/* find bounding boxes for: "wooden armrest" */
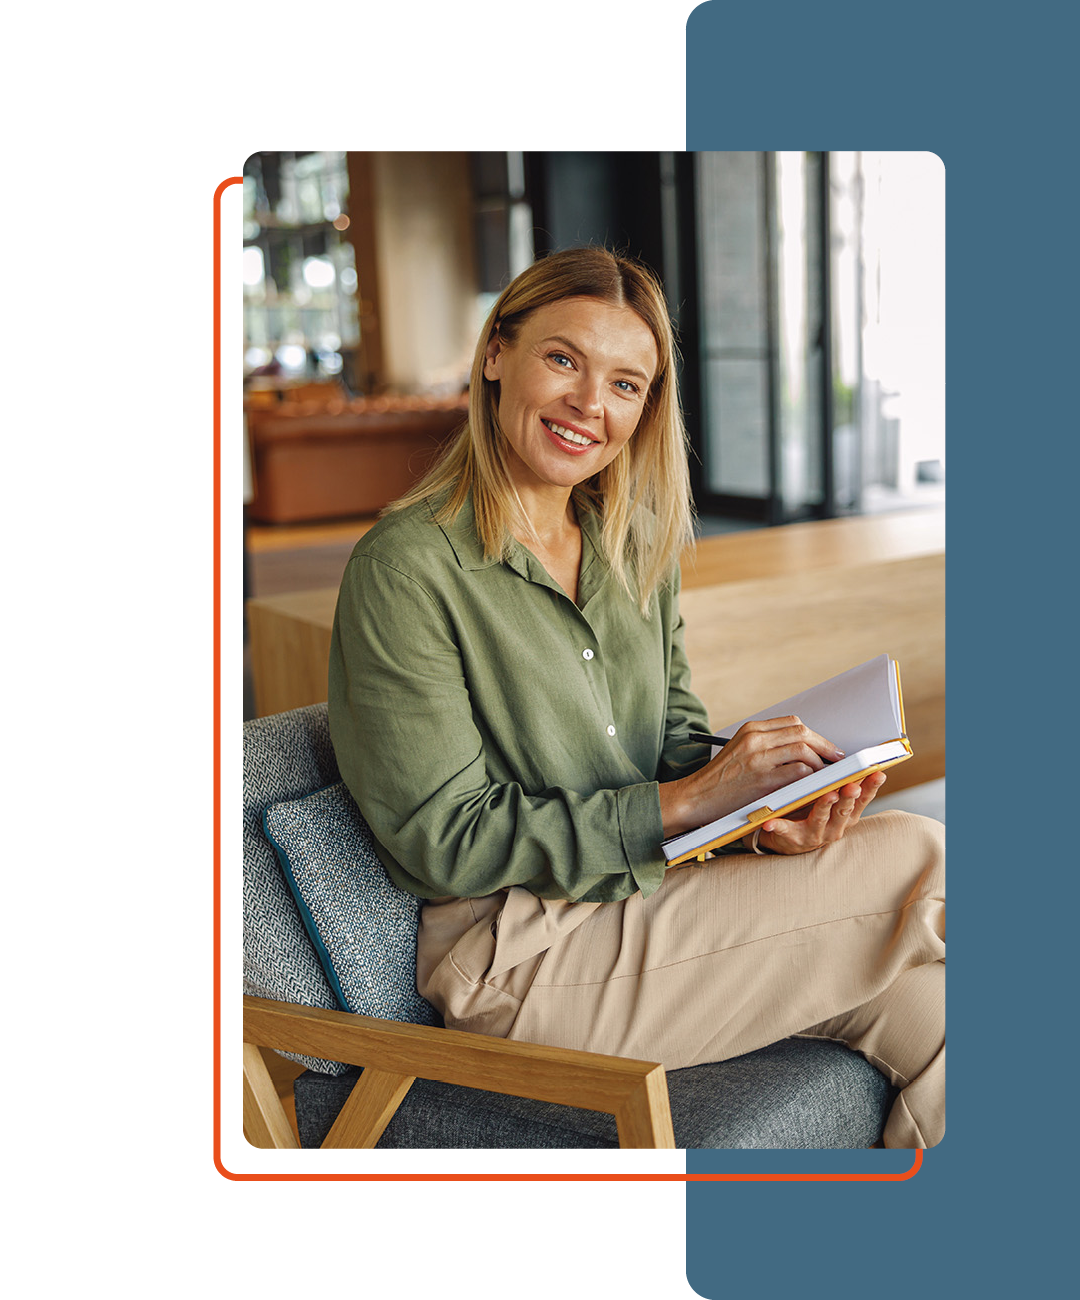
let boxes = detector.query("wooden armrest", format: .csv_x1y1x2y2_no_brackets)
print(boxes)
243,995,674,1151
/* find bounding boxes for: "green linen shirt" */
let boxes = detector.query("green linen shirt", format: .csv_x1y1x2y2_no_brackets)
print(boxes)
327,494,712,904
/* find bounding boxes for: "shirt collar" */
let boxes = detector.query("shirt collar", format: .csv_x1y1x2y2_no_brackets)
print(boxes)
436,489,608,584
434,492,500,571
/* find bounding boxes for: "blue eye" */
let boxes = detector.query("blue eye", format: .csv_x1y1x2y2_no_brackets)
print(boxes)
549,352,573,367
615,379,639,394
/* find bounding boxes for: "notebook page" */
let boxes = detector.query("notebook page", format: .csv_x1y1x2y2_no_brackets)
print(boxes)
716,655,903,755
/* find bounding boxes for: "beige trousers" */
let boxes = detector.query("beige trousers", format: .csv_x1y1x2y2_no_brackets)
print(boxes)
417,809,945,1149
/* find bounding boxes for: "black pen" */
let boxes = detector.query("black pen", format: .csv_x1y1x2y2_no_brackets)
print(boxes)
688,731,841,763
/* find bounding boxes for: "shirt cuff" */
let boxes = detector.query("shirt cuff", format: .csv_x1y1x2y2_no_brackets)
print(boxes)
616,782,669,898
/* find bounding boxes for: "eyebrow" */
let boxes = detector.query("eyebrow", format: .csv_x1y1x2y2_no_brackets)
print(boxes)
542,334,654,385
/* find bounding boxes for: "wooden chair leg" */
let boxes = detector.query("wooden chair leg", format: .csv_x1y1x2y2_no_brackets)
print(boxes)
243,1042,299,1149
322,1068,416,1149
614,1066,677,1149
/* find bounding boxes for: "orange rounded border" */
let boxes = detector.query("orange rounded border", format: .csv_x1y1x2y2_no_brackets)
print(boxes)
213,1155,922,1184
212,173,922,1186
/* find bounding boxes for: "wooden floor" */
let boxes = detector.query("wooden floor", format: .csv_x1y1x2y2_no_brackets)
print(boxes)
246,516,377,600
247,516,379,553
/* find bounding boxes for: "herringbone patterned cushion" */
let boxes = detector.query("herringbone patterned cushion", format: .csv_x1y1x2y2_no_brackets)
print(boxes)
264,782,439,1029
243,704,351,1073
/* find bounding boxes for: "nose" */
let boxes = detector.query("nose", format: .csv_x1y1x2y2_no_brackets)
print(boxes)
568,370,604,417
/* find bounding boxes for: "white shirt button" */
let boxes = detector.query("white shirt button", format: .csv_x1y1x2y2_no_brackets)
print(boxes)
582,648,594,660
606,724,617,736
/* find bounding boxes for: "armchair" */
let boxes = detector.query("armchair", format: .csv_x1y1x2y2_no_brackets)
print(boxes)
243,704,893,1150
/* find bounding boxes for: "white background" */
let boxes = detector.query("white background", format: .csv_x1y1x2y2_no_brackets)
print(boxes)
5,3,702,1297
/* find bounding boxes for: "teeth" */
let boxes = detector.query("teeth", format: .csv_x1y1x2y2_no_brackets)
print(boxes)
544,419,594,446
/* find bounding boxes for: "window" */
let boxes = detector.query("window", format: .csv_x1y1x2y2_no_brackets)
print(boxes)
242,151,361,387
689,151,945,523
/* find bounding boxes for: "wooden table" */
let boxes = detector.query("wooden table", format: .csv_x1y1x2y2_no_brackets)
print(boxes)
247,509,945,791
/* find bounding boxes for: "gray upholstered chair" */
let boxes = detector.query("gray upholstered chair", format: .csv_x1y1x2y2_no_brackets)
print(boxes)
243,703,893,1149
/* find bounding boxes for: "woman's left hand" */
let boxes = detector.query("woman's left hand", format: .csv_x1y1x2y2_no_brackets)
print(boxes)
751,771,887,855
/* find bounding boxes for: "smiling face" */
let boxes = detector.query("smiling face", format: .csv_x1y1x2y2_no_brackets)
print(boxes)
482,296,659,504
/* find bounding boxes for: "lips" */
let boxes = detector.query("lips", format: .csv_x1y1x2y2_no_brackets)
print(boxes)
541,418,599,450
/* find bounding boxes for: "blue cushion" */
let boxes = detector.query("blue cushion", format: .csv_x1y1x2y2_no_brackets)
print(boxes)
263,782,439,1028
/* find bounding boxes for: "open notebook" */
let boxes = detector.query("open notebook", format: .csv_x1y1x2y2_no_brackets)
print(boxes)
662,654,912,865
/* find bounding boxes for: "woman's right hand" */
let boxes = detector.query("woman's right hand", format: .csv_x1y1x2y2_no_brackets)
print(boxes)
658,715,845,839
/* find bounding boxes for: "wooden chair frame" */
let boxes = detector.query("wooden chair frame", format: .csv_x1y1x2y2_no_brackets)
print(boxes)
243,995,676,1150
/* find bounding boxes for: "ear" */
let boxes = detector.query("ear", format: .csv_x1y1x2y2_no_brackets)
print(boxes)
483,331,502,381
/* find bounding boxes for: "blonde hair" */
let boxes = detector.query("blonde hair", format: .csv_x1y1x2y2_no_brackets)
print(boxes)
388,246,694,614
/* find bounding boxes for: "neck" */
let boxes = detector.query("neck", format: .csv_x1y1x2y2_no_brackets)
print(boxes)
510,484,578,550
508,486,583,604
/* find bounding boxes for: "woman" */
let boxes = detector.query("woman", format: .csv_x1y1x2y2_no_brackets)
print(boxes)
328,247,944,1149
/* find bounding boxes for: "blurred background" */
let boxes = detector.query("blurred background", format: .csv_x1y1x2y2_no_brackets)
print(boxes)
243,150,945,773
